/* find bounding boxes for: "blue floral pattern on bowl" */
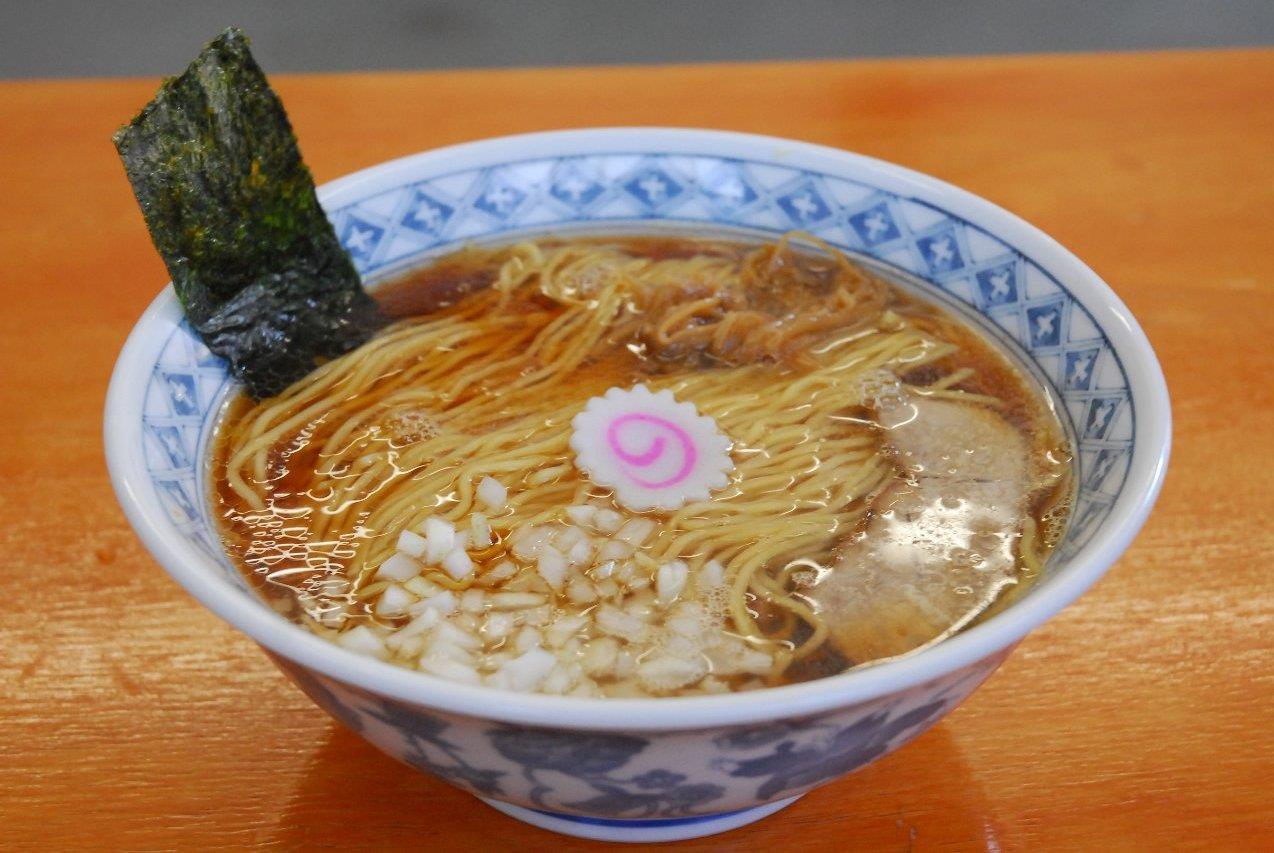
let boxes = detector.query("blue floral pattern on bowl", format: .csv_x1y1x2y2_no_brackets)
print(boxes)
271,649,1006,820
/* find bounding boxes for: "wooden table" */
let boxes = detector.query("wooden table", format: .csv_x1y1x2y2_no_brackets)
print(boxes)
2,49,1271,850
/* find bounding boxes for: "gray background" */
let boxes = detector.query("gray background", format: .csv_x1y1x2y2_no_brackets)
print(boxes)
3,0,1271,79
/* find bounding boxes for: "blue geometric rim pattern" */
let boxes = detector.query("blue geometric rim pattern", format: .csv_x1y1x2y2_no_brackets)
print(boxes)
141,150,1133,585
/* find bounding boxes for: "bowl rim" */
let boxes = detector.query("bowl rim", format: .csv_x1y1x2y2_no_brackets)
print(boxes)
104,127,1171,730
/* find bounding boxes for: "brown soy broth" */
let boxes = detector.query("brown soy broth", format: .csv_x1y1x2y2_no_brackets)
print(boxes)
213,250,647,621
211,235,1073,690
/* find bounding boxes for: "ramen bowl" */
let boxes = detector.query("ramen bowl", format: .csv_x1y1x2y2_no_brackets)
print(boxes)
105,128,1170,843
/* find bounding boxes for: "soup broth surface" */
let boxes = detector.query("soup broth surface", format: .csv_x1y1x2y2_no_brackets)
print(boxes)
212,235,1073,696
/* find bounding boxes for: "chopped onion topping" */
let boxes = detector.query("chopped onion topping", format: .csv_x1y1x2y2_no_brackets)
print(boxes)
566,537,593,567
656,560,689,606
580,637,620,677
337,625,388,660
459,588,486,613
594,508,623,534
419,656,481,685
487,646,555,692
482,611,517,643
478,476,507,510
511,526,550,560
410,589,457,617
470,512,493,548
598,539,634,561
615,517,656,547
361,474,752,697
700,559,726,588
376,552,420,582
424,517,455,564
596,605,649,643
396,529,428,559
513,625,543,653
434,619,482,652
546,614,587,648
441,548,474,581
537,548,568,589
566,576,598,605
396,607,442,639
374,583,415,617
638,654,708,692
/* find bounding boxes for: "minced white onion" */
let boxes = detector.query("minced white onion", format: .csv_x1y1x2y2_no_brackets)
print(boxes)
441,548,474,581
470,512,493,548
705,638,772,676
363,486,758,697
540,664,576,695
566,576,598,605
700,559,726,588
616,517,655,547
638,654,708,692
596,605,649,643
565,505,595,526
410,589,457,617
613,648,637,679
396,529,428,559
337,625,388,660
459,588,485,613
487,646,555,692
481,560,518,585
537,548,568,589
482,611,517,643
434,619,481,652
513,625,543,653
546,614,587,648
396,607,442,639
424,517,455,564
598,539,634,561
376,552,421,582
554,525,587,552
511,526,550,560
419,656,481,684
580,637,619,677
567,538,593,567
477,476,507,510
374,583,415,617
656,561,689,606
593,508,623,533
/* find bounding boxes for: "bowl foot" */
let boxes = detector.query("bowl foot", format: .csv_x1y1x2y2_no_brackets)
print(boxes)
477,795,802,842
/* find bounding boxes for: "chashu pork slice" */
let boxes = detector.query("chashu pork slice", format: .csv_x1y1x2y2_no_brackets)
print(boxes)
811,396,1030,663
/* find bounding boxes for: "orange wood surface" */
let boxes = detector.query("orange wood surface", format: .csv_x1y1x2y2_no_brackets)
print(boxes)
1,49,1271,851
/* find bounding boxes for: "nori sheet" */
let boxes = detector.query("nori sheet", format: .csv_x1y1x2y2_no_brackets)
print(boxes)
113,27,385,398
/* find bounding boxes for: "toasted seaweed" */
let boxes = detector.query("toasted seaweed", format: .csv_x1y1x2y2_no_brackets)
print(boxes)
113,27,384,398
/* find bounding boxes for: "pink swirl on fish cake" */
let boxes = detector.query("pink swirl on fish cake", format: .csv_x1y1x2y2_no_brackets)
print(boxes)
570,384,733,512
605,413,698,489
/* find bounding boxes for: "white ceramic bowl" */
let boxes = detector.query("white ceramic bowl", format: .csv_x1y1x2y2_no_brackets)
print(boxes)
105,129,1170,842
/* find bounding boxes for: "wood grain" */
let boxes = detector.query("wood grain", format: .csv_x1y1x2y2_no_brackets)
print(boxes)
2,49,1272,851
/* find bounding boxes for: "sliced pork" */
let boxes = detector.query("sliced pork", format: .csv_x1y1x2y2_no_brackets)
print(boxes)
811,396,1030,662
